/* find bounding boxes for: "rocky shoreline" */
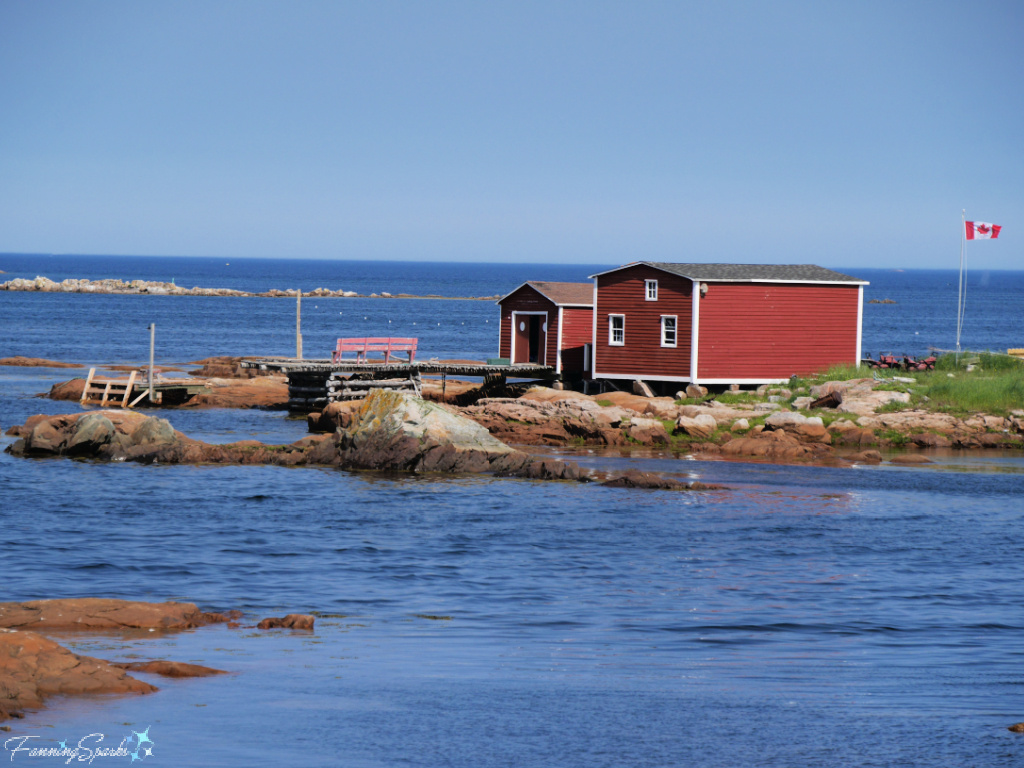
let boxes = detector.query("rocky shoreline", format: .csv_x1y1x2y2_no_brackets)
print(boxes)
16,356,1024,464
0,599,315,722
0,276,501,301
4,390,724,490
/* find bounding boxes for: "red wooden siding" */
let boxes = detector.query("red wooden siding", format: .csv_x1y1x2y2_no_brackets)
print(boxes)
498,286,554,365
696,283,859,379
559,306,593,375
595,265,692,378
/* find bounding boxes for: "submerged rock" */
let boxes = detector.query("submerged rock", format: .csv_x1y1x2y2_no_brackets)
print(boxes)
257,614,315,630
599,470,726,491
112,660,227,678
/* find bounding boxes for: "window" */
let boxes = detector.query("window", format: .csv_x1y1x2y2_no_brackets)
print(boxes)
645,280,658,301
661,316,677,348
609,315,625,346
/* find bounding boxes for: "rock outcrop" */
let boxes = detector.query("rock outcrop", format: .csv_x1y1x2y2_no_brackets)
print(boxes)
6,392,584,481
0,599,237,631
720,430,836,462
324,390,582,480
0,630,156,721
256,615,316,630
0,357,83,368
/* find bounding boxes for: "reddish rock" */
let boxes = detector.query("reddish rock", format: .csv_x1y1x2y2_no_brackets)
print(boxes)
600,471,727,491
179,377,288,409
111,660,226,677
720,430,834,461
307,401,362,433
675,414,717,439
0,630,156,721
845,450,883,463
626,417,669,445
0,357,83,368
910,432,951,448
47,378,87,402
0,599,235,631
257,614,315,630
187,356,268,379
1009,722,1024,733
890,454,933,464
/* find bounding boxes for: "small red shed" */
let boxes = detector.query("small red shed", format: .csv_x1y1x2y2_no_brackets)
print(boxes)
497,281,594,378
590,262,867,387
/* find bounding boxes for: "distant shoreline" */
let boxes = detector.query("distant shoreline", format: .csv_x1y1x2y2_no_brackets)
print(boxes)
0,276,500,301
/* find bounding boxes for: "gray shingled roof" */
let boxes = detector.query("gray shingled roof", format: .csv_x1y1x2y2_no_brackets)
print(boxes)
594,262,867,284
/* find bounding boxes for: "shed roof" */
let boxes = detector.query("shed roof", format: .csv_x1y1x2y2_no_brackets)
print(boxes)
590,262,868,285
498,281,594,306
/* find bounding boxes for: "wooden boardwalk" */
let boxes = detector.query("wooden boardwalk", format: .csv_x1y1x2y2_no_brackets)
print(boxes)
240,357,556,412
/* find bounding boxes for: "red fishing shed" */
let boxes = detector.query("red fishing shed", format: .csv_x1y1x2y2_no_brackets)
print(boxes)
590,262,867,388
496,281,594,379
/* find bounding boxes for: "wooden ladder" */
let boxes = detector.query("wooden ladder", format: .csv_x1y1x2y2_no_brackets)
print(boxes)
80,369,139,408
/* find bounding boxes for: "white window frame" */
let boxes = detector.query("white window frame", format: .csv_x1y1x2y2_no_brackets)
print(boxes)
645,279,658,301
661,315,677,348
608,314,625,346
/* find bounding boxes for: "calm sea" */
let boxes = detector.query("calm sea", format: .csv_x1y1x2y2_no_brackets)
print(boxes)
1,254,1023,767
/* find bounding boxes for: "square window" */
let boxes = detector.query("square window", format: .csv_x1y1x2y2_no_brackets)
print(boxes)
609,315,625,346
661,316,677,348
645,280,658,301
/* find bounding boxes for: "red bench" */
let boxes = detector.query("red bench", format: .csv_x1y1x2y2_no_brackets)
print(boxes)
332,337,418,364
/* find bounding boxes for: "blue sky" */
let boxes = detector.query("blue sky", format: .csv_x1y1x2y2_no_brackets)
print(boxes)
1,1,1020,268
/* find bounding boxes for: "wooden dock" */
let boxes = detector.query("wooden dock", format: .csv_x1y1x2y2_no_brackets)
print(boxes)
240,357,556,412
79,368,209,408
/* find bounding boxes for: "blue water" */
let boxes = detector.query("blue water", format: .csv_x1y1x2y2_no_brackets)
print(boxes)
2,255,1024,767
3,253,1024,360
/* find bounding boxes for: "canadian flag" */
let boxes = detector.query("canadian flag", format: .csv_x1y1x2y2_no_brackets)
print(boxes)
965,221,1002,240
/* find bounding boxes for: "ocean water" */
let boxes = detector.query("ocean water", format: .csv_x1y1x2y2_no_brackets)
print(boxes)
1,255,1023,767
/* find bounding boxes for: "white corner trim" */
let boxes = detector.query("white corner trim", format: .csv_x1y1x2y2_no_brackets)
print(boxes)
690,281,700,383
591,279,599,373
856,285,864,363
556,306,564,374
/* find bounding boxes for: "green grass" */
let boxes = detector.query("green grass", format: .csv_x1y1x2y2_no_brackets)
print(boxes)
712,391,762,406
875,399,913,414
934,351,1024,373
920,371,1024,416
788,354,1023,417
875,428,908,446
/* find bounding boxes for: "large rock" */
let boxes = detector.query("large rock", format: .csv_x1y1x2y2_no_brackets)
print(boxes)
0,599,236,631
764,411,831,443
626,417,669,445
720,430,835,462
329,390,581,479
675,414,718,439
65,412,116,455
307,401,361,433
0,630,156,721
8,411,189,461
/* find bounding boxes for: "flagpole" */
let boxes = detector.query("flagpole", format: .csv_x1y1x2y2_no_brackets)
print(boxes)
956,209,966,361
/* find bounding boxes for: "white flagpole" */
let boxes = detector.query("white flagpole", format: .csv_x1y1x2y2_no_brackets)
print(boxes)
956,210,966,360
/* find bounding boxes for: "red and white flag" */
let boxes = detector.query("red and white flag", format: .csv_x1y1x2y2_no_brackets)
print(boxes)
965,221,1002,240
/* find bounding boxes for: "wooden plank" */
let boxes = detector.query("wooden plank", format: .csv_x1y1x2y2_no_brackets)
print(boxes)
121,371,136,407
81,368,96,404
